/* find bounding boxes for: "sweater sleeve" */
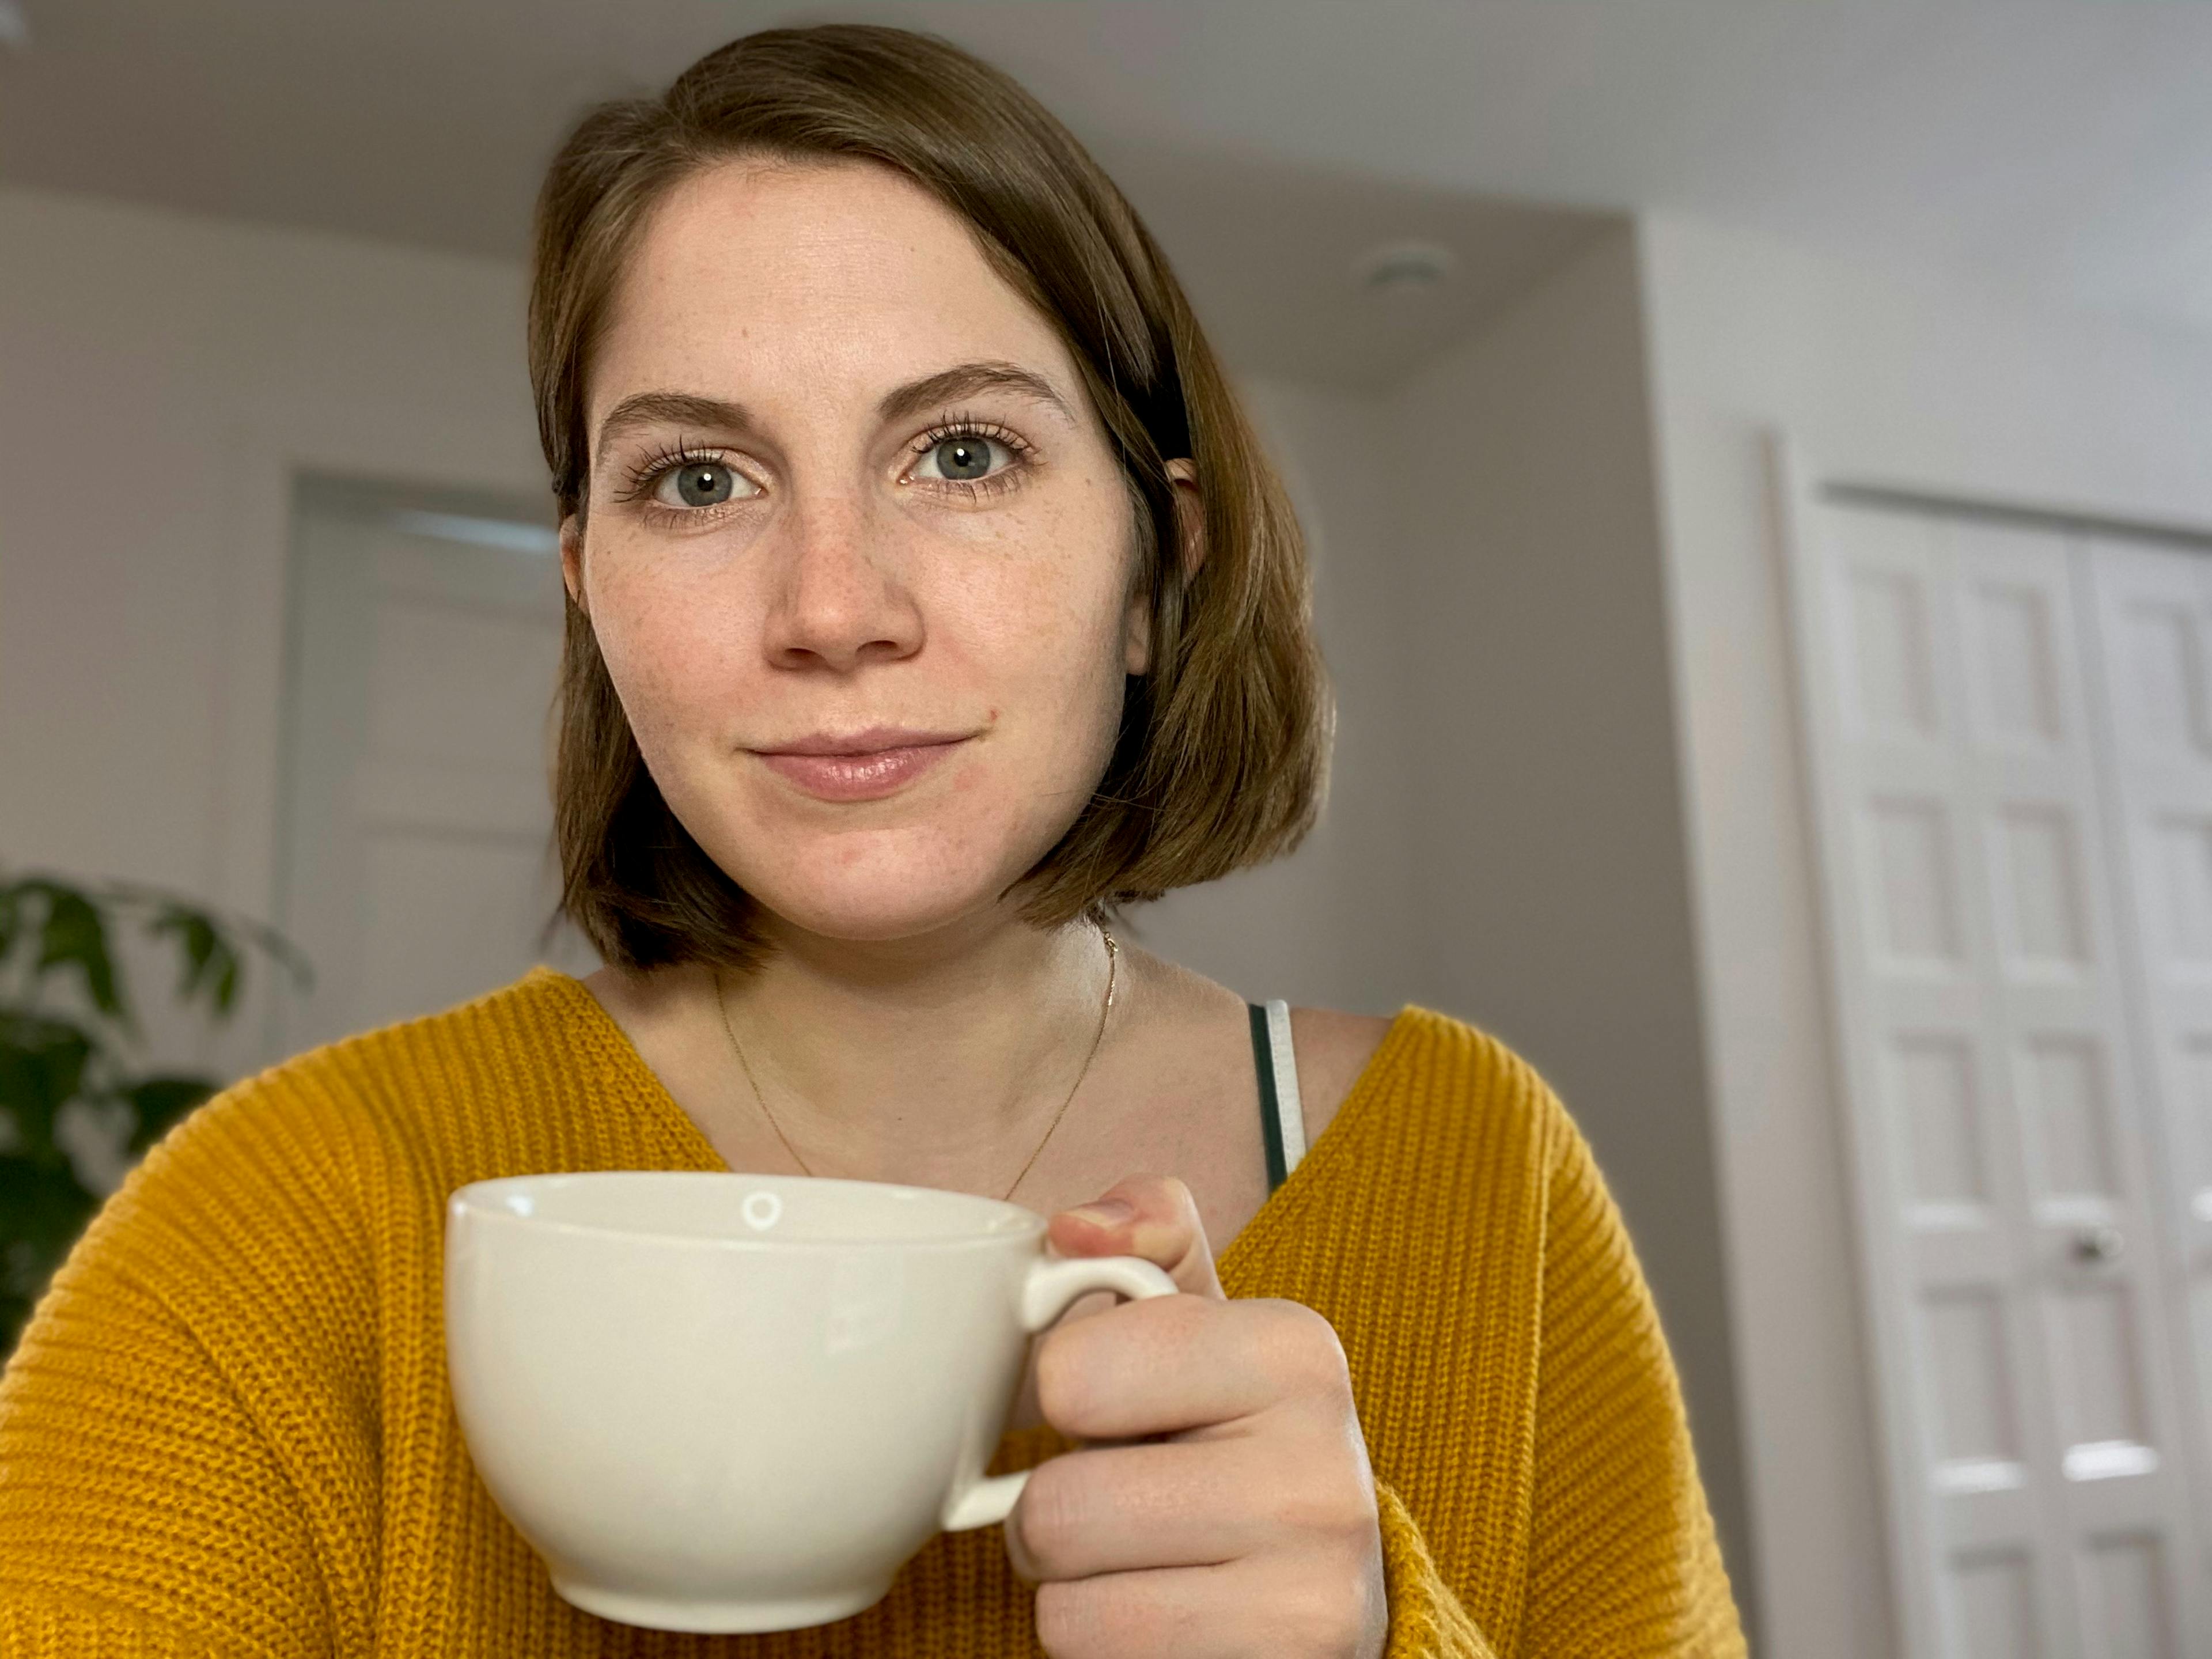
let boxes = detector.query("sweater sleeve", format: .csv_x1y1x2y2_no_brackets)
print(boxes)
1519,1100,1747,1657
0,1596,227,1657
0,1073,376,1658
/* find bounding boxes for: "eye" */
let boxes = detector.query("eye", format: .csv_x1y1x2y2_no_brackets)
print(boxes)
652,459,753,509
912,432,1016,484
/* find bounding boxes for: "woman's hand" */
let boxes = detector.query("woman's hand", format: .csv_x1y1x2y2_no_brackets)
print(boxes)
1008,1175,1388,1659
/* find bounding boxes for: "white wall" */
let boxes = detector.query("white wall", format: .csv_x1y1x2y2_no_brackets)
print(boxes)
1384,225,1755,1616
0,185,544,1069
1639,211,2212,1659
1134,374,1424,1014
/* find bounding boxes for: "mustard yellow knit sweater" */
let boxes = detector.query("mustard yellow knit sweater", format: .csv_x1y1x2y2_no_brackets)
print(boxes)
0,971,1743,1656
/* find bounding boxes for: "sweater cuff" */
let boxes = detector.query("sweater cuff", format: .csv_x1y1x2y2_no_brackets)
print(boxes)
1376,1482,1498,1659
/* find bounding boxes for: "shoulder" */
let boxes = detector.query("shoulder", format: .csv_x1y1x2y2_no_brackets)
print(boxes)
1283,1007,1393,1146
115,968,608,1239
300,964,606,1085
29,972,604,1338
1287,1004,1571,1166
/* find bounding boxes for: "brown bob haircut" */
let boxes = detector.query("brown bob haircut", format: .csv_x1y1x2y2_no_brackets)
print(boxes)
531,24,1330,970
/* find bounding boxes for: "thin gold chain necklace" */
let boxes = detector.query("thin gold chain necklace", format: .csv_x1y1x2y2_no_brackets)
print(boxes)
712,927,1120,1205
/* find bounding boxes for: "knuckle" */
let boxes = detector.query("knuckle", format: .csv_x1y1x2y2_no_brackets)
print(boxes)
1033,1326,1102,1431
1012,1460,1085,1574
1275,1467,1373,1545
1034,1579,1118,1659
1032,1582,1080,1657
1262,1299,1353,1394
1040,1573,1191,1657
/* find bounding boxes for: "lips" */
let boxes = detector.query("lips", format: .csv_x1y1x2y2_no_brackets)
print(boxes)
749,728,973,803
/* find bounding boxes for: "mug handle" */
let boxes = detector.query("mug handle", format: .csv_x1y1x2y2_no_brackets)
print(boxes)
940,1253,1178,1532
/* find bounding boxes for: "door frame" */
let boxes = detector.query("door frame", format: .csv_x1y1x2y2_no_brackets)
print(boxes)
209,417,551,1065
1769,433,1947,1657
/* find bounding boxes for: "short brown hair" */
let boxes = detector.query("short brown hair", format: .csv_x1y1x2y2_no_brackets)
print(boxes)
531,24,1328,969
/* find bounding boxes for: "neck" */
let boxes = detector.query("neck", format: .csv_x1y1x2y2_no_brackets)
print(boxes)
710,908,1115,1191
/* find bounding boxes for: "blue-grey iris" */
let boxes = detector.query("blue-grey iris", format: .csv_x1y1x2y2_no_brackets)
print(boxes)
933,438,991,481
675,463,733,506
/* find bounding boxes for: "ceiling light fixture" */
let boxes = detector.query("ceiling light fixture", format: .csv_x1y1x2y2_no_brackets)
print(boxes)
1356,240,1458,296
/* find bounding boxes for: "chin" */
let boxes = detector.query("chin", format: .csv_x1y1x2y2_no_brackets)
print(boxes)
713,825,1047,946
744,876,1016,945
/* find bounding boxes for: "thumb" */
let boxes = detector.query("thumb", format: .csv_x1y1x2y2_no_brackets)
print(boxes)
1048,1173,1224,1300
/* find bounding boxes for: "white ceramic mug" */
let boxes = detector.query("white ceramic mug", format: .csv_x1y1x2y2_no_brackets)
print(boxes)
444,1171,1176,1633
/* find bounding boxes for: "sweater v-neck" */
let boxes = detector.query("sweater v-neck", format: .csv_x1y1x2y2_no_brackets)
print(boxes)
526,966,1422,1282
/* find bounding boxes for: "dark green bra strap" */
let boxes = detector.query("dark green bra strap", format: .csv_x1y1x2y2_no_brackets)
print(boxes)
1249,1002,1287,1194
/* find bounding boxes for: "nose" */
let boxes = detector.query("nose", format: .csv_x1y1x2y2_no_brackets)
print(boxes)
759,491,924,673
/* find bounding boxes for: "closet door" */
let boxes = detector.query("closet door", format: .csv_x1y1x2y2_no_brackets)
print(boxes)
1787,497,2206,1658
2081,539,2212,1609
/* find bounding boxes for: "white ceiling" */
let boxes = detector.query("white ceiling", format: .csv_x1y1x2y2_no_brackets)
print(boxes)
3,0,2208,378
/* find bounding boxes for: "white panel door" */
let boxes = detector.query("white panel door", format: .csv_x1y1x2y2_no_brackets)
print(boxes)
1787,495,2207,1659
2081,539,2212,1605
274,491,597,1054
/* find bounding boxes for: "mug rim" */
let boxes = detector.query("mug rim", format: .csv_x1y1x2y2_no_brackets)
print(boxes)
446,1170,1050,1252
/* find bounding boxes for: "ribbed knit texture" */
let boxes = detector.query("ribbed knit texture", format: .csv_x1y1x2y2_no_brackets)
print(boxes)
0,971,1743,1656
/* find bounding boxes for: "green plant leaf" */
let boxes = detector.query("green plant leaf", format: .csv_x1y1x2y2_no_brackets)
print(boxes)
1,874,314,1361
0,1153,99,1302
0,1013,93,1160
147,904,249,1020
31,884,127,1024
119,1074,216,1157
150,905,218,991
0,881,22,966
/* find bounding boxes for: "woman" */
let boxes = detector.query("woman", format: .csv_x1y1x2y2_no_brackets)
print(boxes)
0,25,1744,1658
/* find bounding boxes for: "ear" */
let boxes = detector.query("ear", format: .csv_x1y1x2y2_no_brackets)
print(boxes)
1165,458,1205,579
1123,460,1204,677
559,514,586,611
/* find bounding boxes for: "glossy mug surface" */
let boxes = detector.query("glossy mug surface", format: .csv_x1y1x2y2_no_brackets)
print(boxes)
444,1171,1175,1633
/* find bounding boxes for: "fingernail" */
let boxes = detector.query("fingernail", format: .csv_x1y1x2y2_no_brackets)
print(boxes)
1067,1198,1134,1226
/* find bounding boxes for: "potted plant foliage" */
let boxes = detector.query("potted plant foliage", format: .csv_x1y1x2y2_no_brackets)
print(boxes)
0,872,306,1356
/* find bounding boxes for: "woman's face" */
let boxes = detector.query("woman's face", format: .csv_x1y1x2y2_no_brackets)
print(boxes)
567,158,1150,945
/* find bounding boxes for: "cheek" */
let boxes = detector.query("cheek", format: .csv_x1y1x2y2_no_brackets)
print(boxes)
582,544,740,750
945,514,1131,753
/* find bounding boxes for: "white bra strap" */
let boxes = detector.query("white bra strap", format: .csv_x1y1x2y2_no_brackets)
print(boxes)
1263,999,1307,1176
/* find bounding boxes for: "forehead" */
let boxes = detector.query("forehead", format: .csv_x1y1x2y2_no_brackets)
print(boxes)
590,157,1080,426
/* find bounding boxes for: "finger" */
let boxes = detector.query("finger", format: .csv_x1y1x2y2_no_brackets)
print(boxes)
1008,1437,1350,1581
1035,1294,1354,1442
1034,1557,1380,1659
1050,1173,1224,1300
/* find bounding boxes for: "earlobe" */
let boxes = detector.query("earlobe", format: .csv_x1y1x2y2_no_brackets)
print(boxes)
559,516,586,611
1123,589,1152,676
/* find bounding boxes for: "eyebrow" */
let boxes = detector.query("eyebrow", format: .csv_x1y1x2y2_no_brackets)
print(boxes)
592,361,1078,471
874,360,1076,427
594,390,757,471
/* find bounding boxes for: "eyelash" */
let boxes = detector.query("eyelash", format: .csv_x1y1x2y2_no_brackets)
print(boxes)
611,437,736,512
609,418,1039,521
905,415,1037,502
